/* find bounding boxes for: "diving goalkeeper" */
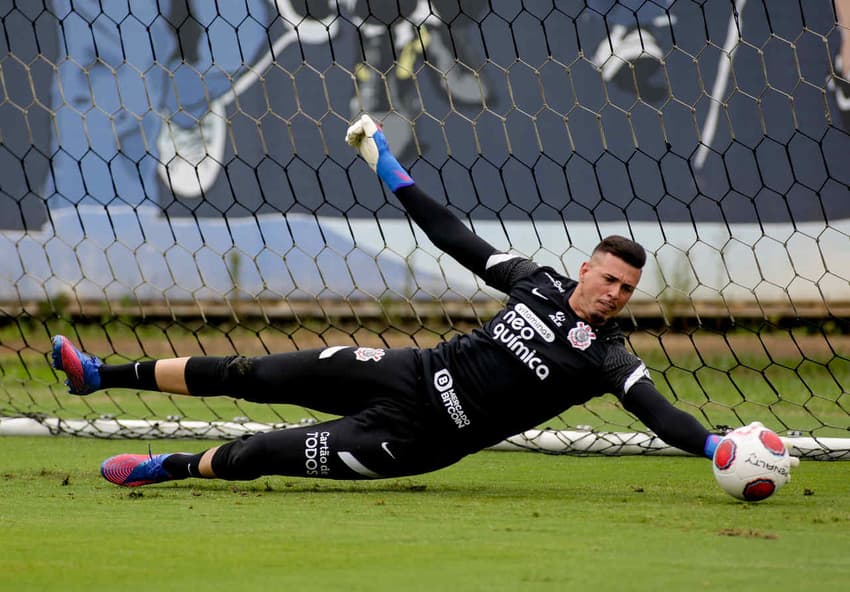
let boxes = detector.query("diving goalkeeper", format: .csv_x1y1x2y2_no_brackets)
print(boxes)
51,115,722,487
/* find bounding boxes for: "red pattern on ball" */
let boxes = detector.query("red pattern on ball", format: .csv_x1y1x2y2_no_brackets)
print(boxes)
759,429,785,456
713,439,737,470
743,478,776,501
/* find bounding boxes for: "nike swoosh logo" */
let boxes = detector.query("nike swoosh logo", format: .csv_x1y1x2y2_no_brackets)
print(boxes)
134,362,140,380
319,346,349,359
531,288,549,300
381,441,396,459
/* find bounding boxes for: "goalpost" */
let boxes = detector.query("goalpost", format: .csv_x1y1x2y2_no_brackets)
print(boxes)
0,1,848,460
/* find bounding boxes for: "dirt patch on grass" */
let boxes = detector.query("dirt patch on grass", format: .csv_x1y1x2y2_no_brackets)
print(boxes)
718,528,779,540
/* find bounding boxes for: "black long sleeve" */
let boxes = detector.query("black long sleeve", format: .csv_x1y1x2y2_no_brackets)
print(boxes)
622,380,711,457
394,184,499,278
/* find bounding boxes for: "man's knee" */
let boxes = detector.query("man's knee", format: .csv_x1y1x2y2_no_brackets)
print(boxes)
184,355,255,395
210,435,268,480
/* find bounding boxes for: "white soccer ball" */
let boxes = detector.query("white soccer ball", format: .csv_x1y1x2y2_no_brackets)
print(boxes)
712,422,794,502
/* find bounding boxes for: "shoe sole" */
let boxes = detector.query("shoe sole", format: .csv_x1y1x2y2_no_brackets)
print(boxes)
101,454,160,487
53,336,85,394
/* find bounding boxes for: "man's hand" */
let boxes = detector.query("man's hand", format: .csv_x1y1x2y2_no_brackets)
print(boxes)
345,114,381,173
345,114,414,192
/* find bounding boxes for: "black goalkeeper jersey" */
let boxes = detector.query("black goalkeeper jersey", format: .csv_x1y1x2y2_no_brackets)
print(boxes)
393,184,709,457
419,258,649,450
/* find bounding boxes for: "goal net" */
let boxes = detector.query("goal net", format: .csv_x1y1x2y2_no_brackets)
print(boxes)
1,0,848,459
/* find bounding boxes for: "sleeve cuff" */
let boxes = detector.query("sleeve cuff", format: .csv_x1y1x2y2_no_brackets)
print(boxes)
703,434,722,459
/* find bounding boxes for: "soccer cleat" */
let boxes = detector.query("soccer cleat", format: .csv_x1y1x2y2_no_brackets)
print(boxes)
156,99,226,198
101,453,175,487
51,335,102,395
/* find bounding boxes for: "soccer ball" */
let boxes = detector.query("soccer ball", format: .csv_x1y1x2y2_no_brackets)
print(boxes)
712,422,794,502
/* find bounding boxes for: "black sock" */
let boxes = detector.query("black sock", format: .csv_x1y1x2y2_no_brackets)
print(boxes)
162,452,206,479
98,361,158,391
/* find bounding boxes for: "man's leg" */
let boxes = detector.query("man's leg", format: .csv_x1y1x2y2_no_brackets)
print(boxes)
179,346,421,416
52,335,420,417
100,411,463,487
155,358,191,394
51,336,446,485
52,335,189,395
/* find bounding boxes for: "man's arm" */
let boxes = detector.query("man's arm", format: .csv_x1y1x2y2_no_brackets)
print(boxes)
393,185,497,277
622,380,720,458
346,115,499,277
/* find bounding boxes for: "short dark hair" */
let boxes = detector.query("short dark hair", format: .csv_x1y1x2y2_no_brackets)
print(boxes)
592,235,647,269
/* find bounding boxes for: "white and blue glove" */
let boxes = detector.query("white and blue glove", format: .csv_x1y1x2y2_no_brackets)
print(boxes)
345,114,414,192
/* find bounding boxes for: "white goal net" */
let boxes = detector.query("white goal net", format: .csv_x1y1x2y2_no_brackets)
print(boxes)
0,0,848,459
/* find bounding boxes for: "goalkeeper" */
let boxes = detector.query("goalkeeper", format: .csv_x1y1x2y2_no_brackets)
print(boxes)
51,115,722,487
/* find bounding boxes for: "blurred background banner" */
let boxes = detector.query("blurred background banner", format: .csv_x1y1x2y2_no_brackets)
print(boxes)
1,0,848,309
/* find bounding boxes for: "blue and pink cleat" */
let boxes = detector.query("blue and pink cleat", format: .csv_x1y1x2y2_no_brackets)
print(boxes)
51,335,178,487
100,453,176,487
51,335,102,395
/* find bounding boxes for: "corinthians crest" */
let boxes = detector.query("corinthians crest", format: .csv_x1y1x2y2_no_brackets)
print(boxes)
567,322,596,351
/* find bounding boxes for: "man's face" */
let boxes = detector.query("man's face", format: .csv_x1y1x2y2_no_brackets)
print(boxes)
569,251,641,325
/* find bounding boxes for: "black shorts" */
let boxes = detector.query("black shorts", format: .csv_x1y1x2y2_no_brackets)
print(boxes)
188,346,467,480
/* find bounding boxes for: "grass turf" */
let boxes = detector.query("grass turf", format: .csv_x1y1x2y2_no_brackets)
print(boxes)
1,436,849,591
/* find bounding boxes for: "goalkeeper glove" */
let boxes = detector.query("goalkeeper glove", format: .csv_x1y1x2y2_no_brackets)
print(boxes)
345,114,414,192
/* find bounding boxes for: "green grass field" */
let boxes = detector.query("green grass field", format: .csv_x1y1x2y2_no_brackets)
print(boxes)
2,323,850,590
1,436,849,592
